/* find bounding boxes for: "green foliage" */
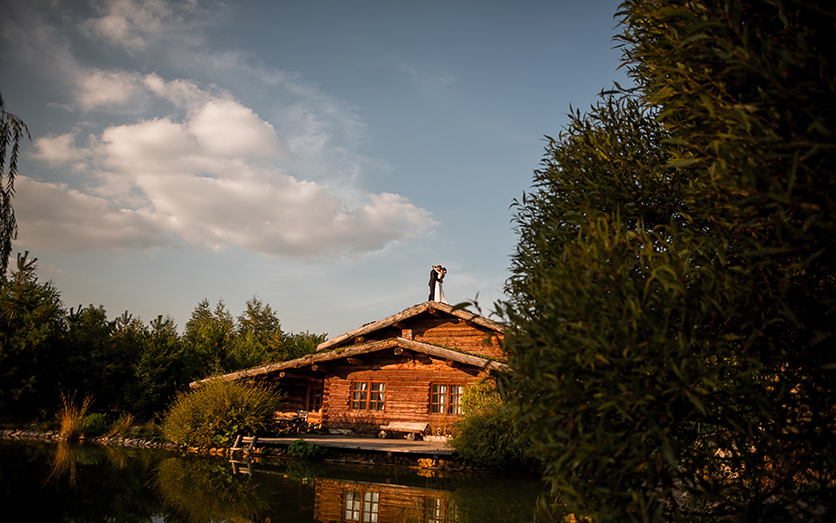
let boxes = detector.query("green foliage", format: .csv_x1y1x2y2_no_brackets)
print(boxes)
125,315,187,419
286,438,328,461
501,1,836,521
82,412,110,437
0,92,29,279
281,330,327,360
184,298,236,377
161,379,283,448
449,383,539,471
0,253,64,418
0,256,317,423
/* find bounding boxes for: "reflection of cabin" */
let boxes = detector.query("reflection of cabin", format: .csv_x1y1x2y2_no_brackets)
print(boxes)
314,478,453,523
192,302,506,434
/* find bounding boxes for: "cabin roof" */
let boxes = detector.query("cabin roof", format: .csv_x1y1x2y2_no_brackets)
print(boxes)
316,301,504,352
190,336,510,388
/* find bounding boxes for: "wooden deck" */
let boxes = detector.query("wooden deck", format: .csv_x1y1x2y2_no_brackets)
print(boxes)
231,433,454,456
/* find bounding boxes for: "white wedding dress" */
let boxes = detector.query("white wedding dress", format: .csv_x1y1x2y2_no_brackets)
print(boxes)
433,272,447,304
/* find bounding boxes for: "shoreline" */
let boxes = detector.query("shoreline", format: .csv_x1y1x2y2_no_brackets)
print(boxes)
0,428,518,475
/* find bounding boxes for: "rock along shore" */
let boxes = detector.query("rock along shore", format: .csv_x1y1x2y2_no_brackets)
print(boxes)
0,428,511,475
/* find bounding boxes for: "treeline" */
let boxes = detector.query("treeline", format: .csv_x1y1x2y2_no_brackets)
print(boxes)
0,252,325,421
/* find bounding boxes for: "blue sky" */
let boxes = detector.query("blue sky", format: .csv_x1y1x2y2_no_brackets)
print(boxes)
0,0,628,338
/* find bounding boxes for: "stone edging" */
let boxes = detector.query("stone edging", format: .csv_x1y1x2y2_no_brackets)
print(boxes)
0,429,512,475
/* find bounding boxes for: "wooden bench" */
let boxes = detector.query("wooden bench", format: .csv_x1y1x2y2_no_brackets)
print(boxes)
378,422,429,441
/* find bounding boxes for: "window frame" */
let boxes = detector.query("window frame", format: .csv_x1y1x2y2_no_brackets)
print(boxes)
306,386,323,413
351,381,386,411
430,383,465,415
344,489,380,522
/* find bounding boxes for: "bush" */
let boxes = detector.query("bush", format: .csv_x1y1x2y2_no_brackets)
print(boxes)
82,413,110,437
161,379,283,448
449,383,539,471
287,438,328,461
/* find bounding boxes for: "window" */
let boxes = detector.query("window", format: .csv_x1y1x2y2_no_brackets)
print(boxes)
426,497,447,523
306,387,323,412
352,382,385,411
345,490,379,522
430,384,464,415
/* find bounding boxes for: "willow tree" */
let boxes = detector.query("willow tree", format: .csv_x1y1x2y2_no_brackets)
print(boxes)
0,92,29,281
500,1,836,521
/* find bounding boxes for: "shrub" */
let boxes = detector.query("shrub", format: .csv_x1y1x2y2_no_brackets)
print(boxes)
82,413,110,437
161,379,283,448
287,438,328,461
449,383,539,471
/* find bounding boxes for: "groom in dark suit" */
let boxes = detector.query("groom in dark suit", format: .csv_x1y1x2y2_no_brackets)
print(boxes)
428,265,439,301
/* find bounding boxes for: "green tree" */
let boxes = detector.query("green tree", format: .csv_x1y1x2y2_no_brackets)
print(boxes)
280,330,326,361
0,93,29,280
125,315,186,419
183,298,236,378
0,252,64,418
231,295,284,369
499,1,836,520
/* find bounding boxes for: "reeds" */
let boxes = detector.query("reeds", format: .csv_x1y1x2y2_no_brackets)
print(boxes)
59,392,94,440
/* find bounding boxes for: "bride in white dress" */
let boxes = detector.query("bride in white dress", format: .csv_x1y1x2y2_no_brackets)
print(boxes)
433,266,448,304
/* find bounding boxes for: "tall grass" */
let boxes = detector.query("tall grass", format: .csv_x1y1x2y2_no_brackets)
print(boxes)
107,413,135,437
59,392,94,440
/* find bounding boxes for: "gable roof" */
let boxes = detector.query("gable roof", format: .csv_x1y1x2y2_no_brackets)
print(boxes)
316,301,504,352
190,336,509,388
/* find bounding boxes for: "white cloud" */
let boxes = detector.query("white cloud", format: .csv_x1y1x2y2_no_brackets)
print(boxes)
75,69,149,111
11,1,436,259
188,99,289,159
15,177,170,252
33,132,89,166
83,0,191,51
23,79,436,258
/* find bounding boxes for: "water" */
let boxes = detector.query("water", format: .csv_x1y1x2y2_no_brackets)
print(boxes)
0,439,545,522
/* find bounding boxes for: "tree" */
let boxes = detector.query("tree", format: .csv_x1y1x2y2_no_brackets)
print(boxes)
183,298,236,378
125,315,186,419
231,295,284,369
0,93,29,281
499,1,836,520
0,252,64,419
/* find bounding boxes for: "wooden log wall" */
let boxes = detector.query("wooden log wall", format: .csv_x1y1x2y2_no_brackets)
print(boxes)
412,317,504,359
314,478,451,523
330,315,504,360
320,358,488,432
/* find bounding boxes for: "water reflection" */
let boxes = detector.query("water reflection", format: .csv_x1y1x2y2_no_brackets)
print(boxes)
1,439,544,522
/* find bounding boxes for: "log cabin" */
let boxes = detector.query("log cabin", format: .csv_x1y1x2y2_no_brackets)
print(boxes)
191,301,507,435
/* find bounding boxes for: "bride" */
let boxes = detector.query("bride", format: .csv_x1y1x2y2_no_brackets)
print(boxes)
433,266,448,304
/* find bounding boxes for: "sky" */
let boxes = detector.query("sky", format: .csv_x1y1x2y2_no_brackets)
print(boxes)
0,0,629,339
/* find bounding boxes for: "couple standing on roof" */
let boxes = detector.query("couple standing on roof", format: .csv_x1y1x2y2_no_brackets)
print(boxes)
428,265,447,304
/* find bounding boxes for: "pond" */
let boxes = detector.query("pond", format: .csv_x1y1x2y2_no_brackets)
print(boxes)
0,439,546,522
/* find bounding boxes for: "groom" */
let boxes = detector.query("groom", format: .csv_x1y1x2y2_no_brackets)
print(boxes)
428,265,440,301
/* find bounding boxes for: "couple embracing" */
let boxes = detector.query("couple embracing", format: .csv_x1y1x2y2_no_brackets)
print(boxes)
428,265,447,304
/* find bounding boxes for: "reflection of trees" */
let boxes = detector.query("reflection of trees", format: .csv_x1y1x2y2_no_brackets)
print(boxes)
156,456,274,522
39,441,162,522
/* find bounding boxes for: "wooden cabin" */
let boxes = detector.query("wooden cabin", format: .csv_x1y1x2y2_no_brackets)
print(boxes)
314,478,453,523
191,302,506,435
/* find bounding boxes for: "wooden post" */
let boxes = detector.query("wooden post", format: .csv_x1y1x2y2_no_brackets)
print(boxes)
247,436,258,459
